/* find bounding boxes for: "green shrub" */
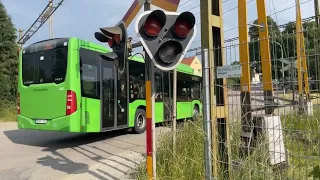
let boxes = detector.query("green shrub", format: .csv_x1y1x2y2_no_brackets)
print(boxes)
0,100,17,122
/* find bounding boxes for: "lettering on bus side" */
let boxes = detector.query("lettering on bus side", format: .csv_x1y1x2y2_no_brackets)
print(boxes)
33,88,49,92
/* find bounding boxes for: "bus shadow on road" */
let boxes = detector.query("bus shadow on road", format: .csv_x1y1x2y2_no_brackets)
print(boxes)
36,146,118,180
3,129,131,148
3,129,139,179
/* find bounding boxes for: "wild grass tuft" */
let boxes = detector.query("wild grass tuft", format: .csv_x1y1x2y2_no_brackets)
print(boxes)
132,111,320,179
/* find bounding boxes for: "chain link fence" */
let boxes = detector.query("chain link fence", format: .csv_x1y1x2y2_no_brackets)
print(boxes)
198,22,320,179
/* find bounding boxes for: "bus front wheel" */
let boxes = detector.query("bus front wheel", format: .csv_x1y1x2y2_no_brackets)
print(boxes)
192,105,199,120
133,109,146,134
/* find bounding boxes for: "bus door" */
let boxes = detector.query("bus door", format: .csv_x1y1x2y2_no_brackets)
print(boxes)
101,59,116,131
115,69,128,128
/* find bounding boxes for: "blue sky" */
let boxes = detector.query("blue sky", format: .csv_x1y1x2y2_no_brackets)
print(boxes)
1,0,316,60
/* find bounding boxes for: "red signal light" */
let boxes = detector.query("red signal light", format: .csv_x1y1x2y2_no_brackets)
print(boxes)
143,10,166,37
144,16,162,36
114,34,121,44
108,39,114,48
173,12,195,38
174,19,192,38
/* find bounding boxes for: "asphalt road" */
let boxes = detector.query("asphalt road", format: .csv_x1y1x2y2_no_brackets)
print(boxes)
0,122,169,180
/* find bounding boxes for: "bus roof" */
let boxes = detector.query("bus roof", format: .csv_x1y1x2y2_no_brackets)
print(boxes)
75,38,201,77
24,37,201,77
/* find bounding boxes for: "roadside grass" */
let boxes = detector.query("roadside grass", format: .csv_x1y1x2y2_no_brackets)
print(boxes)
132,112,320,179
0,100,17,122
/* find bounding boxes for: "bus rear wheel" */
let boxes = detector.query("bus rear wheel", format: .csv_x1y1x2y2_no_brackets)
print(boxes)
133,109,146,134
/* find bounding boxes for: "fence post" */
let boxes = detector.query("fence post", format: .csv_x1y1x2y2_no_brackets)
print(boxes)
202,48,213,180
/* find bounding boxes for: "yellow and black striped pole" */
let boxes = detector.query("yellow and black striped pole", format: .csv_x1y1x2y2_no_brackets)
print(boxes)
144,2,155,180
145,80,153,179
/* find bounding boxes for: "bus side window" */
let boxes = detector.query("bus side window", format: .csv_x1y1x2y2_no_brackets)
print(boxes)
129,60,145,100
177,80,188,101
79,48,100,99
190,80,201,99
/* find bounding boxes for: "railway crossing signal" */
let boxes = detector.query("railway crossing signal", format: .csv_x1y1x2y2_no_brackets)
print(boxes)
95,21,128,74
135,10,196,71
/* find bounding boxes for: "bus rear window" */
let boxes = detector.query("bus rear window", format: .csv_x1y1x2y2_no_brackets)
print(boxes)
22,47,68,86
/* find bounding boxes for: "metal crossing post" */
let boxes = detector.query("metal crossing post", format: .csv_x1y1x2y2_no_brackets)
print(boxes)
296,0,312,115
202,49,213,180
200,0,232,178
314,0,320,93
256,0,274,115
143,2,156,180
238,0,253,156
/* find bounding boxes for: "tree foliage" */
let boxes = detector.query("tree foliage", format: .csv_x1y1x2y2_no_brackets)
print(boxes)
248,16,320,88
0,2,18,101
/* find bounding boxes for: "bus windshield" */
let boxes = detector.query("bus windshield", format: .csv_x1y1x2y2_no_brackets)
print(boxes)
22,47,68,86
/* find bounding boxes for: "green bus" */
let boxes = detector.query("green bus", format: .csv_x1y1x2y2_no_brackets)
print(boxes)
17,37,202,133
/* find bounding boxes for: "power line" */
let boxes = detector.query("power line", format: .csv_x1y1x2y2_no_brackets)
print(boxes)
187,15,318,53
99,0,134,26
178,0,192,8
224,0,311,33
223,0,254,14
18,0,65,45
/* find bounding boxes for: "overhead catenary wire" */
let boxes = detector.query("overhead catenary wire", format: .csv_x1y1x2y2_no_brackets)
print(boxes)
187,14,318,53
224,0,312,33
98,0,134,26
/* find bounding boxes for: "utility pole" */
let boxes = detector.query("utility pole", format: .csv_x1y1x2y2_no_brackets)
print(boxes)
18,0,64,45
143,2,156,179
17,28,24,55
49,0,54,39
200,0,232,178
18,29,23,47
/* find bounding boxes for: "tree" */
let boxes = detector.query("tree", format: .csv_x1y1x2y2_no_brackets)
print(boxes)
247,16,320,90
0,2,18,101
248,16,283,78
282,21,319,83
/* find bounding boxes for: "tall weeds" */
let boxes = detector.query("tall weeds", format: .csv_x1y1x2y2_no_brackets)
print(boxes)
133,111,320,179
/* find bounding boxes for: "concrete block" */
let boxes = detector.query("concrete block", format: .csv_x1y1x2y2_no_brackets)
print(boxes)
297,101,314,116
253,115,286,165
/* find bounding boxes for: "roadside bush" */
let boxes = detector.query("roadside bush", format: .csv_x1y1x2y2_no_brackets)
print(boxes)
0,100,16,121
